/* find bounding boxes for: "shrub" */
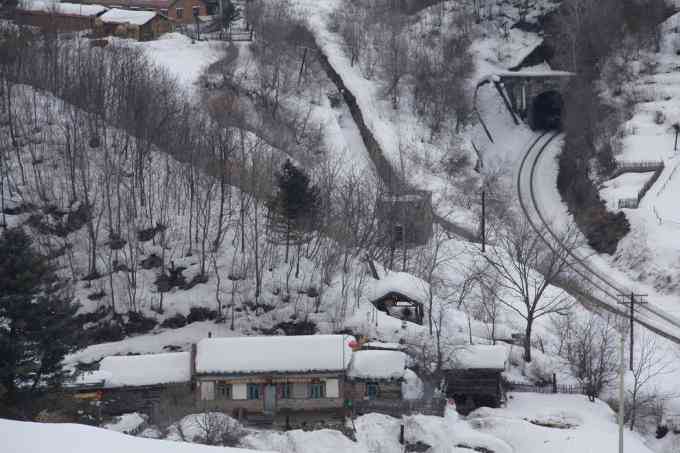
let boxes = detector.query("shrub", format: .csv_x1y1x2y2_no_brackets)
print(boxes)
161,313,188,329
125,311,157,335
187,307,218,323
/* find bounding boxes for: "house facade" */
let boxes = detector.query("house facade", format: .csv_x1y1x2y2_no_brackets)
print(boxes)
193,335,352,428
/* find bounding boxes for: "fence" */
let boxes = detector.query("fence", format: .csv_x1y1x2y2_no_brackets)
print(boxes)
614,161,665,210
353,398,446,417
507,381,586,395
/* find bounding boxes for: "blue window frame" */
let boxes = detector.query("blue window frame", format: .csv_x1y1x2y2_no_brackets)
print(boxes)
309,382,325,399
366,383,379,400
247,383,260,400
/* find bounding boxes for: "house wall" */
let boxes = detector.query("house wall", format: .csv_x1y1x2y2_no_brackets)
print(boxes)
14,10,97,31
444,369,504,413
101,383,194,423
165,0,207,24
194,373,346,419
345,381,402,401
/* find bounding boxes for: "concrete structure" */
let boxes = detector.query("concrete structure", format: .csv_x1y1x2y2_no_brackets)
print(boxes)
376,190,433,247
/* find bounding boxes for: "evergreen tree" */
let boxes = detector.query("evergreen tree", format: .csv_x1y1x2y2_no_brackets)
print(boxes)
0,228,79,404
268,160,320,264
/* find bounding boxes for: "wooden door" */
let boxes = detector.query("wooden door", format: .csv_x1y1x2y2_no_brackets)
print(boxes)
264,385,276,414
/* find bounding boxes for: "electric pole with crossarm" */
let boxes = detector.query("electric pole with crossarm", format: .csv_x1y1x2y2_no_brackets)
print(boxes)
617,292,648,371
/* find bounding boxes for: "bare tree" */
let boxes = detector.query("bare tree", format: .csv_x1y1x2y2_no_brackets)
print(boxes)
626,334,674,431
479,217,578,362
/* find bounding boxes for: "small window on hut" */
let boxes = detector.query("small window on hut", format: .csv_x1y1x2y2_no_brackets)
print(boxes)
278,383,292,399
366,383,379,400
393,224,404,243
192,5,200,16
217,381,232,399
247,383,260,400
160,8,168,16
176,7,183,18
309,382,326,399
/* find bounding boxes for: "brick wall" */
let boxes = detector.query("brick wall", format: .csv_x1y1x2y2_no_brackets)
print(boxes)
166,0,207,24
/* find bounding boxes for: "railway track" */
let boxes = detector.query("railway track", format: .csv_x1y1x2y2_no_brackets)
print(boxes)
516,131,680,344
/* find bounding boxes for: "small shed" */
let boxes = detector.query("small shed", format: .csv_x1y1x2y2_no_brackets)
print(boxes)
346,349,406,403
377,190,433,246
444,345,509,414
96,8,173,40
368,271,428,325
14,1,108,31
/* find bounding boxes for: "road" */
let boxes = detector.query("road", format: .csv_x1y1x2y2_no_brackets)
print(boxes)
516,131,680,344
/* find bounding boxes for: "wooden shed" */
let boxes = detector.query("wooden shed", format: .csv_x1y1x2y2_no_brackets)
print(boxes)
368,271,427,325
96,8,174,40
444,345,509,414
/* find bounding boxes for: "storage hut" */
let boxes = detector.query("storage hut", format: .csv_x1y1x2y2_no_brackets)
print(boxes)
96,8,173,40
443,345,509,414
368,271,427,325
346,349,406,412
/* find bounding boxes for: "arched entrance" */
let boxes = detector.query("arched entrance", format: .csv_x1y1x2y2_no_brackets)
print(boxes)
529,90,563,130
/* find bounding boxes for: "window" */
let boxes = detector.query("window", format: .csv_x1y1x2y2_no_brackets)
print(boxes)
192,5,200,16
279,383,292,399
247,383,260,400
160,8,168,16
309,382,326,399
216,381,232,399
366,383,379,400
175,7,183,18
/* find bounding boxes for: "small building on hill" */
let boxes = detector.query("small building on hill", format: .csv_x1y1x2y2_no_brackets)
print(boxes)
376,190,433,246
368,271,427,325
444,345,509,414
96,8,173,40
193,335,353,428
14,1,108,31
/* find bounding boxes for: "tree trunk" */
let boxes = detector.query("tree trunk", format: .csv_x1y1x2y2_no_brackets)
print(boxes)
524,317,534,362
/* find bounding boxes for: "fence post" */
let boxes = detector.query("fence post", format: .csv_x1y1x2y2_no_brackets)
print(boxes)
552,373,557,394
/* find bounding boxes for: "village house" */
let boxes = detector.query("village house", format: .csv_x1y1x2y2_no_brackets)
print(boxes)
96,8,174,40
14,1,108,32
444,344,509,414
71,352,193,421
368,271,427,325
74,0,209,24
193,335,352,428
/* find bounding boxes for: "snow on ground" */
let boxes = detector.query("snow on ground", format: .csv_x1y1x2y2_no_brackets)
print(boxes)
2,419,274,453
469,393,655,453
103,412,147,434
130,33,224,95
600,172,655,211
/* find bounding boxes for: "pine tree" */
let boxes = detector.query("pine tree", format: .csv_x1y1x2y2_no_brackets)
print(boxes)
0,228,79,404
267,160,320,264
221,0,241,31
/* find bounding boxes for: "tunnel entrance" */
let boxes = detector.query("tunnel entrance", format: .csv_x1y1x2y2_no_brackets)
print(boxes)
529,90,563,130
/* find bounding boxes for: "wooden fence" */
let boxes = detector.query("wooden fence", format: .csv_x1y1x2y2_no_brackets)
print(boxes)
613,161,665,210
353,398,446,417
507,381,586,395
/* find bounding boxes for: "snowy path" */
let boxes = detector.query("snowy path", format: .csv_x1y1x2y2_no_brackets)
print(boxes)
516,131,680,344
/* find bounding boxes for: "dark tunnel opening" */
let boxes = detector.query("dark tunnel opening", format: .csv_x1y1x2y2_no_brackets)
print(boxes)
529,90,563,131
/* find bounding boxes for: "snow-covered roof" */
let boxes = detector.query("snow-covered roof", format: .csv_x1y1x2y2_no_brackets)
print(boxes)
99,352,191,387
195,335,354,375
99,8,157,25
449,345,508,371
347,350,406,381
20,1,108,16
69,370,113,387
368,271,429,303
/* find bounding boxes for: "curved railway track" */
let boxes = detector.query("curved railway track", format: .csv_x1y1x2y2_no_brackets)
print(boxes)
516,132,680,344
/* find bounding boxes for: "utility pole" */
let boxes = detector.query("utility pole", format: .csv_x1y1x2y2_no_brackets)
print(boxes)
481,189,486,253
617,292,648,371
618,334,625,453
